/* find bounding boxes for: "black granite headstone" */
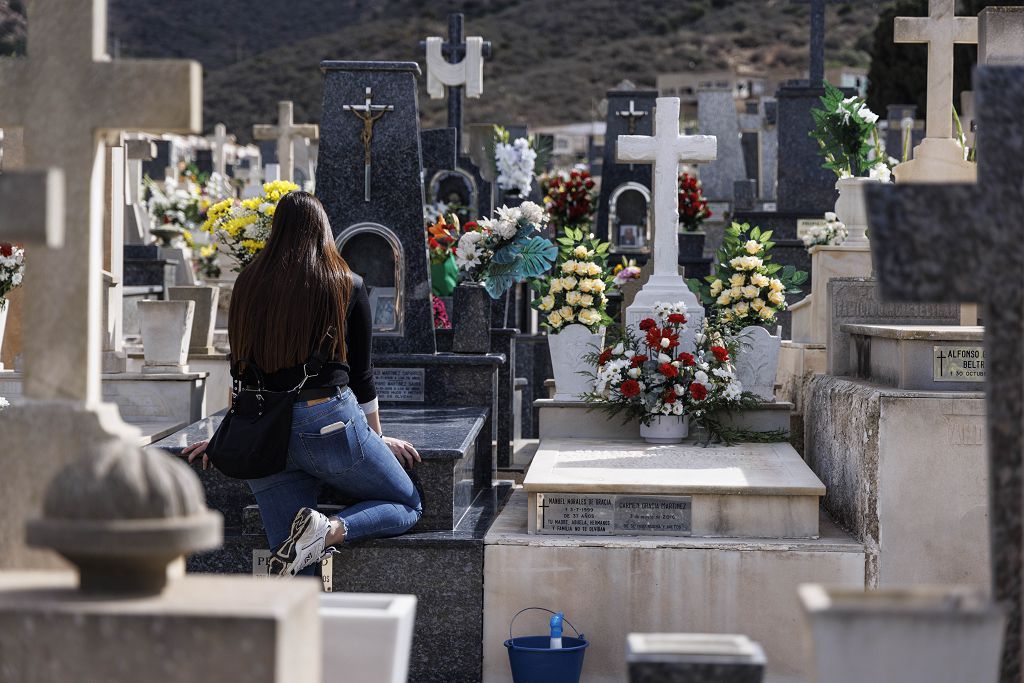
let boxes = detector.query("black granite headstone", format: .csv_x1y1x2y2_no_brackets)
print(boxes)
597,90,657,256
141,139,170,181
794,0,852,87
423,127,479,221
257,139,277,165
194,149,213,177
316,60,435,355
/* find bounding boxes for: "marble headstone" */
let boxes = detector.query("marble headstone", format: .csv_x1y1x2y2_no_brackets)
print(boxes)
597,90,657,253
697,88,746,202
316,61,436,355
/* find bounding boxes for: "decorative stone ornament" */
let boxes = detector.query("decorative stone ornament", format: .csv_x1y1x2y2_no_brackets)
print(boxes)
26,439,223,594
138,299,195,373
548,323,605,401
425,35,485,99
734,325,781,401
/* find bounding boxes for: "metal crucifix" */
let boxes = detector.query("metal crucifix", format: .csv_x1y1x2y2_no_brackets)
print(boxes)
343,86,394,202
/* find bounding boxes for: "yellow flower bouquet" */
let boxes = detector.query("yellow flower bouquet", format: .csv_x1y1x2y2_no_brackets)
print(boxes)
200,180,299,271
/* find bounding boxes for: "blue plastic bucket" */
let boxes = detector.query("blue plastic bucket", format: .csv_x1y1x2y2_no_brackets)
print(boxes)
504,607,588,683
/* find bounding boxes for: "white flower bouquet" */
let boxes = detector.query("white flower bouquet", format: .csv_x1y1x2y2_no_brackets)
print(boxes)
454,201,558,299
531,227,615,333
0,242,26,310
810,82,892,181
803,211,849,250
487,126,550,198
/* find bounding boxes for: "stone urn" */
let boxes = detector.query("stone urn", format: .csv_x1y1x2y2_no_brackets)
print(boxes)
168,285,220,355
452,281,491,354
548,323,605,401
204,276,235,329
677,231,707,260
733,325,781,402
800,585,1005,683
640,415,689,444
138,299,195,373
834,177,882,246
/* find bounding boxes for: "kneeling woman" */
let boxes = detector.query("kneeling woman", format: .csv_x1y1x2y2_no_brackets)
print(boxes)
184,191,423,576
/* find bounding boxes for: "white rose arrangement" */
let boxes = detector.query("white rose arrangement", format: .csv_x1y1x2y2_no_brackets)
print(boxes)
689,222,807,332
492,126,539,197
0,242,26,310
802,211,849,250
454,201,558,299
532,226,615,333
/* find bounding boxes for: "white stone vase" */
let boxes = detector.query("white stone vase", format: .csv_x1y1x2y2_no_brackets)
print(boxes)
138,299,195,374
640,415,689,444
320,593,417,683
800,585,1005,683
548,323,605,401
734,325,781,402
834,176,881,246
0,298,8,367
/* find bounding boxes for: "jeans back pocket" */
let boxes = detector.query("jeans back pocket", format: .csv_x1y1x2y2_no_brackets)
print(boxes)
297,420,365,476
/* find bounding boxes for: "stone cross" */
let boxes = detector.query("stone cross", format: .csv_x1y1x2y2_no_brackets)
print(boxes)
0,0,201,403
865,65,1024,682
210,122,230,177
617,97,716,346
342,87,394,203
252,101,318,184
421,13,492,155
794,0,852,86
894,0,978,139
615,100,647,135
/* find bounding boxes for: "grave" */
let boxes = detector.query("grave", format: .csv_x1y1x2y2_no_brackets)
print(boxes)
627,633,766,683
861,63,1024,679
253,100,319,184
596,90,656,260
422,13,494,221
697,88,747,204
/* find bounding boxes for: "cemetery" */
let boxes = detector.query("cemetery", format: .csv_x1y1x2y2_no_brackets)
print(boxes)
0,1,1021,682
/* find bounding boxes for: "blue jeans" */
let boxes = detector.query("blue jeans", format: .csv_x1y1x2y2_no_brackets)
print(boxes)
248,388,422,572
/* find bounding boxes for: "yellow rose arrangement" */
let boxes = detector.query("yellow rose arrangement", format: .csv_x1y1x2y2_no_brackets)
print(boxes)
200,180,299,271
531,227,615,333
688,222,807,331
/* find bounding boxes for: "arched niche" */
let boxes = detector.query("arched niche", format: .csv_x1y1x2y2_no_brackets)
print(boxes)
428,169,478,222
609,181,652,253
336,222,404,337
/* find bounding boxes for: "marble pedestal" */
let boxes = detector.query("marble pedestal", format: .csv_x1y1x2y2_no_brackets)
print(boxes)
0,571,320,683
128,351,230,416
523,438,824,539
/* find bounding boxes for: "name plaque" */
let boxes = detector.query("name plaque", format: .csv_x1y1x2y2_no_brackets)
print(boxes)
933,345,985,382
796,218,828,240
373,367,426,402
536,493,692,536
253,550,333,591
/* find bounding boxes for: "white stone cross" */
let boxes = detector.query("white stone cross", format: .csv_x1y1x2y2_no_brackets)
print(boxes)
253,101,319,184
617,97,717,346
615,100,648,135
425,35,485,100
210,122,230,177
0,0,201,404
895,0,978,139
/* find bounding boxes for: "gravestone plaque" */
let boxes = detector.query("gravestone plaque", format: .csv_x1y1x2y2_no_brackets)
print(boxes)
933,345,985,382
373,367,426,402
536,493,692,536
317,61,435,355
597,90,657,248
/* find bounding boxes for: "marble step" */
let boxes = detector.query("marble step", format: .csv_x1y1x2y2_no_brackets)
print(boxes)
523,437,825,539
149,404,491,533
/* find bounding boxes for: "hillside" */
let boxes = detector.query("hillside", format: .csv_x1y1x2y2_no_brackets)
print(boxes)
3,0,892,140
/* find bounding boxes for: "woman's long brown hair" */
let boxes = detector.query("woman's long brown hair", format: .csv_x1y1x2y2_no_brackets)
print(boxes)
229,191,352,372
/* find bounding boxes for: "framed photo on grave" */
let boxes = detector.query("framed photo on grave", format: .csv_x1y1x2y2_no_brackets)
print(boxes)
609,182,651,253
369,287,398,331
336,222,404,337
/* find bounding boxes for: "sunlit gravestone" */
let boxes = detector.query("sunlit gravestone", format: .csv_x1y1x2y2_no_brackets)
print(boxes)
866,65,1024,681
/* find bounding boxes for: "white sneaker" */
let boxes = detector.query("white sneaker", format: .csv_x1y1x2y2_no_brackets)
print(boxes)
268,507,332,577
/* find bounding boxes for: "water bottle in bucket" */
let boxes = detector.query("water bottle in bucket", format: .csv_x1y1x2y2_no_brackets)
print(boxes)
505,607,588,683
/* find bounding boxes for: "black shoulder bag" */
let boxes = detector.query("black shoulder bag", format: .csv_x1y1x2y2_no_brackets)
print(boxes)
206,353,325,480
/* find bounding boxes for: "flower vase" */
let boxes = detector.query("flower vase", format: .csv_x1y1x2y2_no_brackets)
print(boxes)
0,299,8,367
834,177,880,246
548,324,605,401
640,415,689,444
452,282,491,354
733,325,782,401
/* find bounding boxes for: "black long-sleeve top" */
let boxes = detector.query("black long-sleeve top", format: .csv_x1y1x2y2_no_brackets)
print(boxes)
231,274,377,408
